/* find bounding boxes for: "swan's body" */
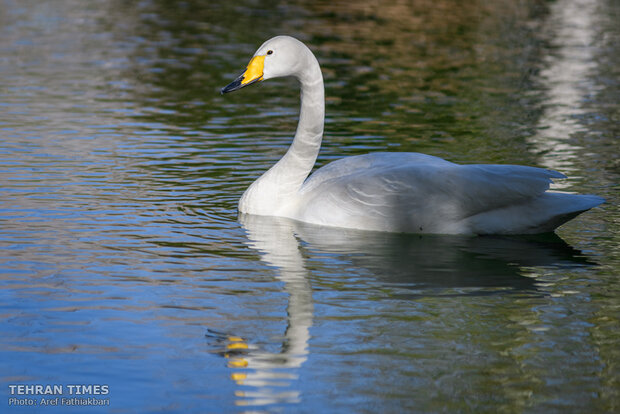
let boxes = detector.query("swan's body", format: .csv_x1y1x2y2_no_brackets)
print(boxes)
222,36,603,235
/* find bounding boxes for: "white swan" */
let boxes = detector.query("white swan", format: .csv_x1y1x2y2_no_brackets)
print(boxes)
221,36,603,235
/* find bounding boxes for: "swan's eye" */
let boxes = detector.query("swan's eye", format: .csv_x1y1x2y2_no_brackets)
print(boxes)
267,50,273,55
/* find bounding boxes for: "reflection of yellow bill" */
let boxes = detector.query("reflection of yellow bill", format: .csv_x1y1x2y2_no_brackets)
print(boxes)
228,358,248,368
231,373,247,384
227,336,244,342
227,342,248,350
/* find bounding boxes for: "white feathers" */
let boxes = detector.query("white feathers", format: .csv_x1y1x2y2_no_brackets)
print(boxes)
228,36,603,234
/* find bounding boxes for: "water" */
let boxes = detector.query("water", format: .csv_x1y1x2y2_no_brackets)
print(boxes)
1,0,618,412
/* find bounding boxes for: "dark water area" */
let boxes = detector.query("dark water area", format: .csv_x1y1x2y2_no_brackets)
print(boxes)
1,0,618,412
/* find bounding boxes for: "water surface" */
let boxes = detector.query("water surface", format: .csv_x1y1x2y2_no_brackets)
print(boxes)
1,0,619,412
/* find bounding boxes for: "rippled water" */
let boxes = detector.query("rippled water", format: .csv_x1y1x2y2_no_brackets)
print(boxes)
1,0,619,412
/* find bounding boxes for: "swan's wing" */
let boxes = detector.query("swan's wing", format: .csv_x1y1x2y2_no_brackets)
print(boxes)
298,153,565,232
302,152,455,193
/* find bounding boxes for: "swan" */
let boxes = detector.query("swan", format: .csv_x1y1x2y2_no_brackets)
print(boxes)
221,36,603,235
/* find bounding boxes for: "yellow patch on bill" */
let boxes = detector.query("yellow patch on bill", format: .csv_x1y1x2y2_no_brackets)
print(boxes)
242,55,265,85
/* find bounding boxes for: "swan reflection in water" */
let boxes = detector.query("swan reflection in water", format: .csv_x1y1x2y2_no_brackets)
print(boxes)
210,215,593,407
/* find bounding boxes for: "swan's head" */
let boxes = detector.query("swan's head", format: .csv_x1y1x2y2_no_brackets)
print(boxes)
221,36,310,94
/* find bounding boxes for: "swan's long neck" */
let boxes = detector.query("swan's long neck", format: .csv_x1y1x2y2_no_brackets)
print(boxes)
239,48,324,216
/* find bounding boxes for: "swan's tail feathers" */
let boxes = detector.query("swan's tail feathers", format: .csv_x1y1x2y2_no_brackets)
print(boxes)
531,193,605,233
554,193,605,215
471,192,604,235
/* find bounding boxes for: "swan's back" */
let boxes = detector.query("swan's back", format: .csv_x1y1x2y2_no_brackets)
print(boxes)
295,153,603,234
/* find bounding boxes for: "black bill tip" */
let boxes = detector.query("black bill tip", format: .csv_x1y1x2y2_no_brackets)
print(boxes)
221,74,244,94
221,73,263,95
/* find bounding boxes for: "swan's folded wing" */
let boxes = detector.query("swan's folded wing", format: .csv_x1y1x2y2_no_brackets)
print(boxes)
426,163,566,216
298,158,565,232
301,152,455,195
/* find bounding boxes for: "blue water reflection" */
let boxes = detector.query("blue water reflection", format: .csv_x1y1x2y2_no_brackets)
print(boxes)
201,214,598,409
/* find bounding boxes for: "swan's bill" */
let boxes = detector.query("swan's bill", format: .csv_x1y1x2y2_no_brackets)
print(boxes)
221,55,265,94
